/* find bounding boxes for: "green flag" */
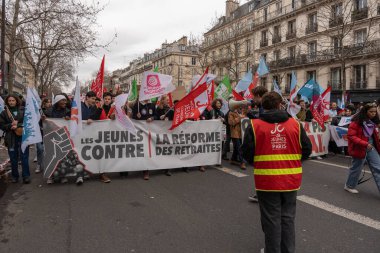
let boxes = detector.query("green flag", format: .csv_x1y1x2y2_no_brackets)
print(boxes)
214,75,232,114
153,65,159,73
128,79,138,102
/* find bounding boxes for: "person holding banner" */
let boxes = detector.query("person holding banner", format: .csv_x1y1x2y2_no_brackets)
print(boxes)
81,91,102,124
46,95,71,119
99,92,115,120
345,103,380,194
241,91,312,253
155,95,173,121
0,95,31,184
132,98,155,180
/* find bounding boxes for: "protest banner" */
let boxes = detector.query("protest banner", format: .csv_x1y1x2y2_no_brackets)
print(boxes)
42,119,222,179
329,125,348,147
301,122,330,157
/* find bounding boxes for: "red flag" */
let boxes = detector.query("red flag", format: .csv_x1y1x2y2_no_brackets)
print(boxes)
91,55,105,98
206,81,215,111
232,90,245,101
311,86,331,129
244,72,259,99
170,83,208,130
168,93,174,108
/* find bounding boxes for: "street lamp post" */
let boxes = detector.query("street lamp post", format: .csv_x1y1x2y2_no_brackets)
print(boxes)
1,0,5,95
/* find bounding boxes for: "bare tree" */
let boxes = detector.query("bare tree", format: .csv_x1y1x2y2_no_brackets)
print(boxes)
5,0,114,93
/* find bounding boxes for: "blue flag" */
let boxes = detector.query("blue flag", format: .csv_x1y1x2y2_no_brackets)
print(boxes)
21,87,42,152
298,79,324,99
273,80,281,95
257,56,269,77
235,70,253,92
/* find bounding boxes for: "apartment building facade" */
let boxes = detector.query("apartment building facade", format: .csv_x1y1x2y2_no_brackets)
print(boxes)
119,36,202,92
202,0,380,102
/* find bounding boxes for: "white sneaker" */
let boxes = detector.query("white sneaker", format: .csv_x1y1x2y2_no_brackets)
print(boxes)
76,177,83,185
33,156,37,162
60,178,68,184
344,185,359,194
47,178,54,184
35,165,41,174
316,156,323,160
249,195,259,202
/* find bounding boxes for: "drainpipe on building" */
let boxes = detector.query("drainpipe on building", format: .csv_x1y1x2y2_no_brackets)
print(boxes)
0,0,5,96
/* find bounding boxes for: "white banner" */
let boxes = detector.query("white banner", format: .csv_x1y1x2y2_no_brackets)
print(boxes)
301,122,330,157
329,125,348,147
43,119,222,178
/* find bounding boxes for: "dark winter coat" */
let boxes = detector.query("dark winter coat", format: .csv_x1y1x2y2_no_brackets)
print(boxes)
0,106,25,149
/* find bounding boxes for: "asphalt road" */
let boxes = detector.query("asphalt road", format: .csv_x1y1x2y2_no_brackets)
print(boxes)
0,154,379,253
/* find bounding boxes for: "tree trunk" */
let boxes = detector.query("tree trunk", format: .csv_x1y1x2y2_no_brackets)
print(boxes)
7,0,21,94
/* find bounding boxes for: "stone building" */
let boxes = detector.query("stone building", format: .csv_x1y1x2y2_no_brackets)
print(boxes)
119,36,202,92
202,0,380,102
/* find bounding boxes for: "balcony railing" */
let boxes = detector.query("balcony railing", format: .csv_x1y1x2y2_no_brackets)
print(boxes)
202,0,320,49
305,24,318,34
352,7,368,21
350,80,367,90
272,35,281,44
260,39,268,48
286,31,297,40
329,16,343,28
377,79,380,88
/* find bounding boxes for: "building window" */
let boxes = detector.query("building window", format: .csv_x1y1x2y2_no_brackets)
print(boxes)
246,40,251,55
219,68,223,78
308,41,317,58
273,75,280,85
288,46,296,59
276,2,282,14
306,70,317,81
286,73,293,93
261,53,267,62
191,57,196,65
261,30,268,47
180,45,186,51
288,20,296,33
332,36,342,53
332,3,343,18
291,0,296,9
264,8,268,22
354,29,367,45
330,68,342,89
246,62,251,72
355,0,367,10
273,50,281,61
353,65,367,88
307,13,318,33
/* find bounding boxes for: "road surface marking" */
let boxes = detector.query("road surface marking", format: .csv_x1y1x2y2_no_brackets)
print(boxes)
213,166,248,178
298,195,380,231
309,160,372,174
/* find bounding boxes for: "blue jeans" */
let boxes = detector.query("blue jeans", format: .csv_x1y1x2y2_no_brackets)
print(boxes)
8,138,30,180
231,138,246,163
346,149,380,193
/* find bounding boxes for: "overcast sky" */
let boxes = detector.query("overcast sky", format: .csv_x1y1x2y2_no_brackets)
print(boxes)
75,0,225,87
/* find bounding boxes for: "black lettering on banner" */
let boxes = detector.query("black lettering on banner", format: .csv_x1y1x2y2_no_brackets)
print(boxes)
82,146,91,160
111,131,120,143
136,144,144,157
179,134,185,144
175,146,181,155
120,131,129,142
206,132,215,142
105,145,115,159
130,133,136,142
116,145,125,157
92,145,104,160
125,145,136,158
94,131,102,143
136,131,144,142
104,131,111,143
191,133,197,143
172,134,179,144
198,133,205,143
